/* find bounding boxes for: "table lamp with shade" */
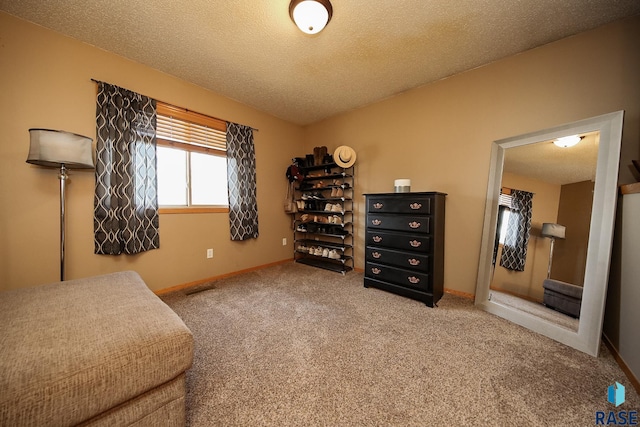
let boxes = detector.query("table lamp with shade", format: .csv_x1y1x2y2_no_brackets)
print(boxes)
26,128,95,281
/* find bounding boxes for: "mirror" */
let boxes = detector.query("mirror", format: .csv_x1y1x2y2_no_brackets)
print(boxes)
475,111,624,356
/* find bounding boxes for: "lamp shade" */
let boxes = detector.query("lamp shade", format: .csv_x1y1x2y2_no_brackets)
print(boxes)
541,223,566,239
27,129,94,169
290,0,333,35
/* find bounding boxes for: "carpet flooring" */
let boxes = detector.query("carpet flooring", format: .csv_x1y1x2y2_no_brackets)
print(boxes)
489,290,579,331
160,262,639,426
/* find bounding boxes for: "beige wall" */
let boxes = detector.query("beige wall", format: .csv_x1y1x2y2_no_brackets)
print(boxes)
2,11,639,300
0,12,303,291
553,180,594,286
303,15,640,296
490,173,561,302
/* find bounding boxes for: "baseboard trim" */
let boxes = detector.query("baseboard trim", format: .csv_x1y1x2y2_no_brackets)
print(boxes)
444,288,475,300
602,333,640,395
155,258,294,295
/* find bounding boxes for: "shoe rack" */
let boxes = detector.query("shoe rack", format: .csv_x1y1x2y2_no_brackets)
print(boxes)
293,160,354,274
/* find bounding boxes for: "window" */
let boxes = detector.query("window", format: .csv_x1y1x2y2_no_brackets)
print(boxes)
498,191,513,244
156,102,229,213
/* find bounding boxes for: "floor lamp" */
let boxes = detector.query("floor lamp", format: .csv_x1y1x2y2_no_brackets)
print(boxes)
541,222,566,279
26,129,95,281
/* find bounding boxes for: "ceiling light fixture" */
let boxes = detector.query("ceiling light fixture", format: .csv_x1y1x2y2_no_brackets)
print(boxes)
553,135,582,148
289,0,333,35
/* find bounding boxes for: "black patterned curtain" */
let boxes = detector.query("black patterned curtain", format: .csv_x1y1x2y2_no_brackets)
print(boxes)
226,122,259,240
94,82,160,255
500,190,533,271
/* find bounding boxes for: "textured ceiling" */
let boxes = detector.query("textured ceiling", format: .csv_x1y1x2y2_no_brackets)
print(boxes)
1,1,639,125
504,132,600,186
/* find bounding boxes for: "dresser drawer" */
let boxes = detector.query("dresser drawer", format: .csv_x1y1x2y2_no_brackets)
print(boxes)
367,214,430,233
365,230,430,252
368,196,431,214
365,262,431,291
365,246,430,272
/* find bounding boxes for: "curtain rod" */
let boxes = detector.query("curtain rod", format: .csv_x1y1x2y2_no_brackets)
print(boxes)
501,187,535,195
90,78,259,132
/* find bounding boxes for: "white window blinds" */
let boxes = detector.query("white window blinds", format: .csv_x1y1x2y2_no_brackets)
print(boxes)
499,191,513,208
156,102,227,154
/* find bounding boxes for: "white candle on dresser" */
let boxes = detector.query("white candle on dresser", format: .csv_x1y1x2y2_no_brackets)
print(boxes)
394,179,411,193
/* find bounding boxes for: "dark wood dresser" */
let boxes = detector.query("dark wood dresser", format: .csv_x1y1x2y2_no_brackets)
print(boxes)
363,192,446,307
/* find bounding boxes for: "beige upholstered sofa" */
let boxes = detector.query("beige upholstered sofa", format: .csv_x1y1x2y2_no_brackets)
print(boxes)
0,271,193,426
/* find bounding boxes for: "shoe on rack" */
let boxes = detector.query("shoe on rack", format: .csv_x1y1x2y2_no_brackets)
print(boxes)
305,154,314,168
322,248,330,257
328,249,341,260
319,146,327,164
335,187,344,197
308,246,315,254
313,147,321,166
324,203,333,212
296,224,307,232
333,227,348,235
314,247,323,256
332,215,342,224
331,203,342,213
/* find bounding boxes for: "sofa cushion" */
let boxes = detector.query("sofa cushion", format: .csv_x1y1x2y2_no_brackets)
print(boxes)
0,271,193,426
542,278,583,299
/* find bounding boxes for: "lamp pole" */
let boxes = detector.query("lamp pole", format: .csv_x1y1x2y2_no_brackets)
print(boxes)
59,164,68,281
546,236,556,279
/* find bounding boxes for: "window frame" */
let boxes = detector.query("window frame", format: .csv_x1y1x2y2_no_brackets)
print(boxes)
156,102,229,214
497,189,514,245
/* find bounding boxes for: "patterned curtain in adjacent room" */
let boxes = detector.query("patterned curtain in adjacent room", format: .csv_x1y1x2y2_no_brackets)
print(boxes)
226,122,259,240
94,82,160,255
499,190,533,271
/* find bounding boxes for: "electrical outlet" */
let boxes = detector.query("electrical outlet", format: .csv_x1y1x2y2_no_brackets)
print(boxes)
282,238,287,246
206,248,213,258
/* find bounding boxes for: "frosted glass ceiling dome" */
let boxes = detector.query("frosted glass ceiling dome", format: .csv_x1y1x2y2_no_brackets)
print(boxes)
289,0,333,35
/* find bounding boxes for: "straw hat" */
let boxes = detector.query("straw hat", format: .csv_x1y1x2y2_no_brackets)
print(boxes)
333,145,356,168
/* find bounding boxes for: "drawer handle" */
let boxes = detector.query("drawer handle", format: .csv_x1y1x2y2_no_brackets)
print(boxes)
410,203,422,210
373,236,383,243
371,267,381,275
408,258,420,266
409,221,421,229
408,276,420,284
373,203,384,209
409,240,422,248
372,251,382,259
372,219,382,226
